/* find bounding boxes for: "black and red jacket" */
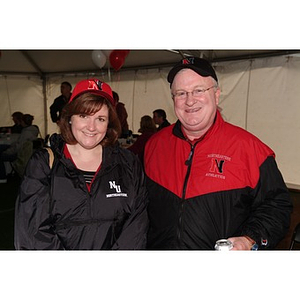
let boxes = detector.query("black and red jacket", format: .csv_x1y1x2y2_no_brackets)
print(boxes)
144,110,292,249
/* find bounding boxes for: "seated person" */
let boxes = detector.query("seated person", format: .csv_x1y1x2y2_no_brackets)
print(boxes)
128,115,157,164
0,111,24,135
153,109,170,131
11,111,24,134
0,114,39,182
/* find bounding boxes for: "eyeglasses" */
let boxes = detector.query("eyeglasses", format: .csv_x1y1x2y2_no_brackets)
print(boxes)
172,85,216,100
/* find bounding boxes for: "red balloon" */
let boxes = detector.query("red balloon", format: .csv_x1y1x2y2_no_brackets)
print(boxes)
109,50,130,71
122,50,130,57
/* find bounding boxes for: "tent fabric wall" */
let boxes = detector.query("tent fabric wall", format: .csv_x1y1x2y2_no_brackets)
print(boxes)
0,76,44,134
248,56,300,189
215,59,251,127
214,56,300,189
1,55,300,188
114,68,176,131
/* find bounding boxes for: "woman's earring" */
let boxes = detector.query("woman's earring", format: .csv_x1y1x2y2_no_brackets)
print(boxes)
69,120,72,124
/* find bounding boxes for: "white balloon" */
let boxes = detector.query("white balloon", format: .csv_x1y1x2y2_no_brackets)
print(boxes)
92,50,107,68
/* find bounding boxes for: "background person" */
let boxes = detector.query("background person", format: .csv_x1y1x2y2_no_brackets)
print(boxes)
113,91,129,137
50,81,72,123
11,111,24,134
128,115,157,164
152,109,170,131
0,114,39,183
144,57,292,250
15,78,148,250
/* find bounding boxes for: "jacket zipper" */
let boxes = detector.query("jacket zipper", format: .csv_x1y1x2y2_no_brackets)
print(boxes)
177,143,195,247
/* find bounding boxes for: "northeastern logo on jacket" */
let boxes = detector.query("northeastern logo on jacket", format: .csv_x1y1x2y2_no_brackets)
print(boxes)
106,180,128,198
205,153,231,180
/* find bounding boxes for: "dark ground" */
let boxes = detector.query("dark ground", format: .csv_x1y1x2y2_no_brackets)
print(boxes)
1,175,300,250
0,174,20,250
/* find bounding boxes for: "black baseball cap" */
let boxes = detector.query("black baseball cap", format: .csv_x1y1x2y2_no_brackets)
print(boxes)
167,57,218,85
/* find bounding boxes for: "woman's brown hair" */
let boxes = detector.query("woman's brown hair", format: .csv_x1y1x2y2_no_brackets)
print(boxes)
60,93,121,147
139,115,157,133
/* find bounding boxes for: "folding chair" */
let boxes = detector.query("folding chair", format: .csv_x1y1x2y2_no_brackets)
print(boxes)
289,222,300,250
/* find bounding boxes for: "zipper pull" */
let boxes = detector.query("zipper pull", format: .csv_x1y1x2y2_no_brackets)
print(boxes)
185,145,194,166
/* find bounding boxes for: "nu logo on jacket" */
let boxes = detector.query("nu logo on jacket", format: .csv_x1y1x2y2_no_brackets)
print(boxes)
106,181,128,198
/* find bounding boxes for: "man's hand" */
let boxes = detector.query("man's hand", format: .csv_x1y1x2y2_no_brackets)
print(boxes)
228,236,255,250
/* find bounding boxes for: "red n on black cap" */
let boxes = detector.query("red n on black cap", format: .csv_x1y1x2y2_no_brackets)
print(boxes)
167,57,218,85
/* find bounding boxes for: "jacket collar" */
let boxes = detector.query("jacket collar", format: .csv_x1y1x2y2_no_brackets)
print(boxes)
172,110,224,143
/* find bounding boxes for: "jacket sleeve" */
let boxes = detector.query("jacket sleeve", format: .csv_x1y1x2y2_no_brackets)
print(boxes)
14,149,64,250
240,156,293,249
112,156,149,250
50,99,59,123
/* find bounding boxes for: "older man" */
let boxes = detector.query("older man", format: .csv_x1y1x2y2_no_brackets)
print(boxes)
144,57,292,250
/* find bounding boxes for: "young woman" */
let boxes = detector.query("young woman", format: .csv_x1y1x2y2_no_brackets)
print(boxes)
14,79,149,250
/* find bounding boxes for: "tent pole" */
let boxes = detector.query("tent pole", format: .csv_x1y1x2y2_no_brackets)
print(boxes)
42,76,48,137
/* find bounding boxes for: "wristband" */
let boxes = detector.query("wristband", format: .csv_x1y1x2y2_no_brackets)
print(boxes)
251,243,259,251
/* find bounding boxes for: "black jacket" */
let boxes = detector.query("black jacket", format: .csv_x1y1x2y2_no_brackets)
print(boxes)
49,95,69,123
14,134,149,250
157,119,170,131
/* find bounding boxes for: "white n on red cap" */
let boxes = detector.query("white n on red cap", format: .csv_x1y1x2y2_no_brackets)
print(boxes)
69,79,116,106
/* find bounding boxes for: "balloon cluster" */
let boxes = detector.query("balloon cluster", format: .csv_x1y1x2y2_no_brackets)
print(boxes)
91,50,130,71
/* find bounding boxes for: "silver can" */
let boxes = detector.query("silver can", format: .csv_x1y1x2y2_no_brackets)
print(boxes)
214,239,233,251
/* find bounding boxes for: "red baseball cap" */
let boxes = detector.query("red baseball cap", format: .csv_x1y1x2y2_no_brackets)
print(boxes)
69,78,116,106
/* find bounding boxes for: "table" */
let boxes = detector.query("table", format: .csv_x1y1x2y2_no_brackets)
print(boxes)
118,137,137,148
0,133,20,175
0,133,20,145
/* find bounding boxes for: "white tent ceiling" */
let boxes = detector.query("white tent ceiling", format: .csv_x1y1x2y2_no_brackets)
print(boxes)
1,50,299,76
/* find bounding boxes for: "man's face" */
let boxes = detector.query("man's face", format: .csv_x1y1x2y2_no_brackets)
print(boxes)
61,84,71,97
153,112,162,125
171,69,220,140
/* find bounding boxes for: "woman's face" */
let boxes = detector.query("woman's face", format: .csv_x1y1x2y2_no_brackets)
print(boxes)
70,104,109,150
